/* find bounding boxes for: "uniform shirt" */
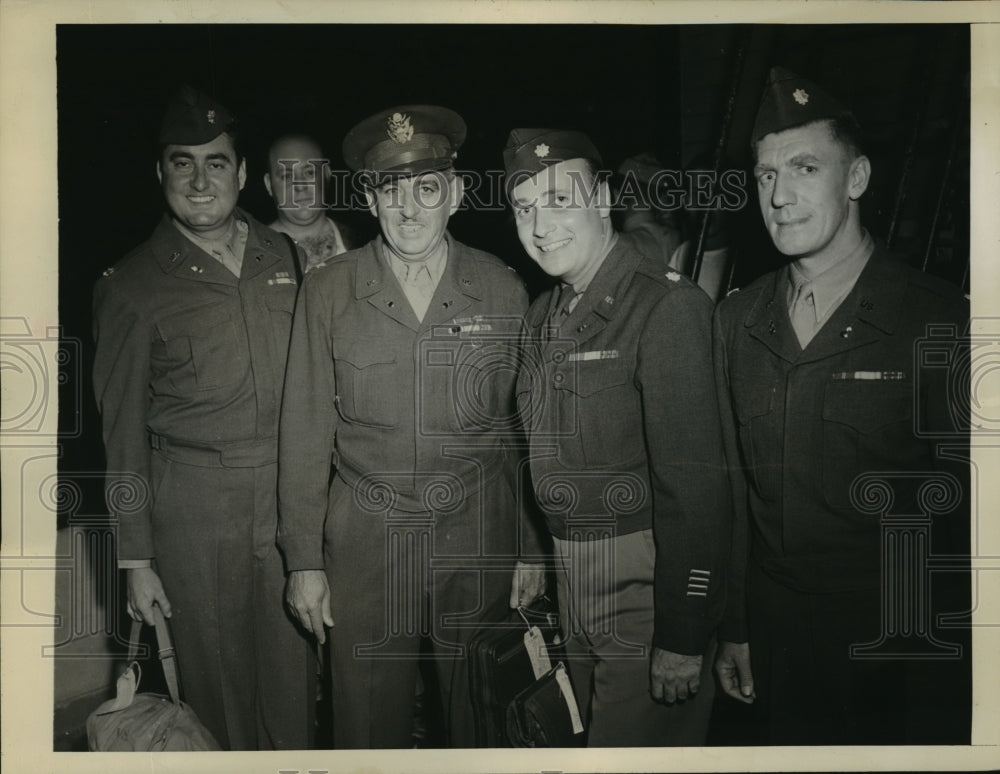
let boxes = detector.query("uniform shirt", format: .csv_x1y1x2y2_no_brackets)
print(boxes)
383,239,448,322
172,216,249,277
787,230,874,343
517,233,731,655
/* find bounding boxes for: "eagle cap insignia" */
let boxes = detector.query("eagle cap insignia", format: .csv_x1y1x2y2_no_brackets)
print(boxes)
792,88,809,106
207,109,216,124
534,143,550,158
386,112,414,144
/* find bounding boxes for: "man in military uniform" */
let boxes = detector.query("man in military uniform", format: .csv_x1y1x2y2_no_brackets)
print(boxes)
278,105,540,748
263,132,357,272
504,128,731,746
92,85,314,750
713,68,970,744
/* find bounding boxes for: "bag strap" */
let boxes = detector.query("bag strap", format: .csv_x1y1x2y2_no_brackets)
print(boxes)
125,607,182,705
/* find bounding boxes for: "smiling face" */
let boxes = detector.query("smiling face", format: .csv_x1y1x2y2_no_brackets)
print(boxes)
367,170,461,262
264,135,328,229
158,133,246,239
510,158,611,287
753,119,870,264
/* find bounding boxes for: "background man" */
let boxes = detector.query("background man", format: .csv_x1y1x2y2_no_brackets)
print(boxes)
92,85,314,749
713,67,971,744
263,132,357,272
504,128,731,746
277,105,541,748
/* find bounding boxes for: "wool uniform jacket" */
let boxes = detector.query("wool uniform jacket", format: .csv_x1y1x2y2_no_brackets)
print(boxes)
92,211,299,560
515,233,732,656
713,247,970,642
277,233,540,572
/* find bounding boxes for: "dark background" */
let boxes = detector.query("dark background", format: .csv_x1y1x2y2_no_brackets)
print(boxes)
56,21,969,530
51,22,971,749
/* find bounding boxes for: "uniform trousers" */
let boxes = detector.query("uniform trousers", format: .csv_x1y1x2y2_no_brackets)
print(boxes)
746,558,971,745
553,529,716,747
323,473,515,748
150,452,315,750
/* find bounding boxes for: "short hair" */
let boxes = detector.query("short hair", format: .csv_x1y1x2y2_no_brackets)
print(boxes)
827,113,865,159
752,115,865,163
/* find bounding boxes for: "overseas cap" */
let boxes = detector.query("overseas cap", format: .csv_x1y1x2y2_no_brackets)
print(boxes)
751,66,855,145
502,128,603,196
159,84,237,146
342,105,466,178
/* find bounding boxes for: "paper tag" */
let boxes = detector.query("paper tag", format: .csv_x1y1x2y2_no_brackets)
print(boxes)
523,626,552,679
554,663,584,734
96,663,139,714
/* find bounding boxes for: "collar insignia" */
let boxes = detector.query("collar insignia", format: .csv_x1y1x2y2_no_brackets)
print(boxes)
792,88,810,106
534,143,550,158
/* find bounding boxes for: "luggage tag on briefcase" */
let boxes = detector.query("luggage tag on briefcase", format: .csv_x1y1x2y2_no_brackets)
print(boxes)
518,607,551,679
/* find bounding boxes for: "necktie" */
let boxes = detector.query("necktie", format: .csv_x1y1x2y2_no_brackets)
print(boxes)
789,278,817,348
547,284,580,332
402,261,435,322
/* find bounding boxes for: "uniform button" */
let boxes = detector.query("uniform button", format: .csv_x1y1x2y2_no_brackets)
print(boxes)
552,350,566,364
450,326,461,334
553,373,564,384
387,300,395,308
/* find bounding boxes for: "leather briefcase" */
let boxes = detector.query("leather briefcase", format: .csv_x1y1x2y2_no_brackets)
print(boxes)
506,662,584,747
86,607,220,751
468,596,563,746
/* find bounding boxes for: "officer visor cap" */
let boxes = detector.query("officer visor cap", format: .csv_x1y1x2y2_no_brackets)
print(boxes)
503,128,603,198
159,84,237,146
342,105,466,182
751,66,856,146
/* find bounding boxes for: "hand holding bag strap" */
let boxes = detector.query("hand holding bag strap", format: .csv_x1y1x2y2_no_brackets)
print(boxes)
150,606,182,705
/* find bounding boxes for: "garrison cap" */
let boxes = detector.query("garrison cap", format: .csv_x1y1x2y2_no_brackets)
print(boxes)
503,128,603,196
159,84,237,146
751,66,855,145
342,105,466,178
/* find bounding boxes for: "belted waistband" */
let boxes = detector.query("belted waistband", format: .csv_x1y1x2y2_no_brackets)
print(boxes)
149,433,277,468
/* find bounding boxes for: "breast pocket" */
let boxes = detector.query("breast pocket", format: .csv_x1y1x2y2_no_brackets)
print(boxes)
155,305,246,394
332,338,400,428
730,379,779,501
264,285,295,362
559,361,643,468
821,380,918,510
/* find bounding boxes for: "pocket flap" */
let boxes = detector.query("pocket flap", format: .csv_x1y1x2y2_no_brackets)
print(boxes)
333,338,397,369
822,380,912,432
156,305,230,340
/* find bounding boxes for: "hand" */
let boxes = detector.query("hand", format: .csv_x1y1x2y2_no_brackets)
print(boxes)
126,567,172,624
714,640,755,704
285,570,334,645
650,647,702,703
509,561,547,609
